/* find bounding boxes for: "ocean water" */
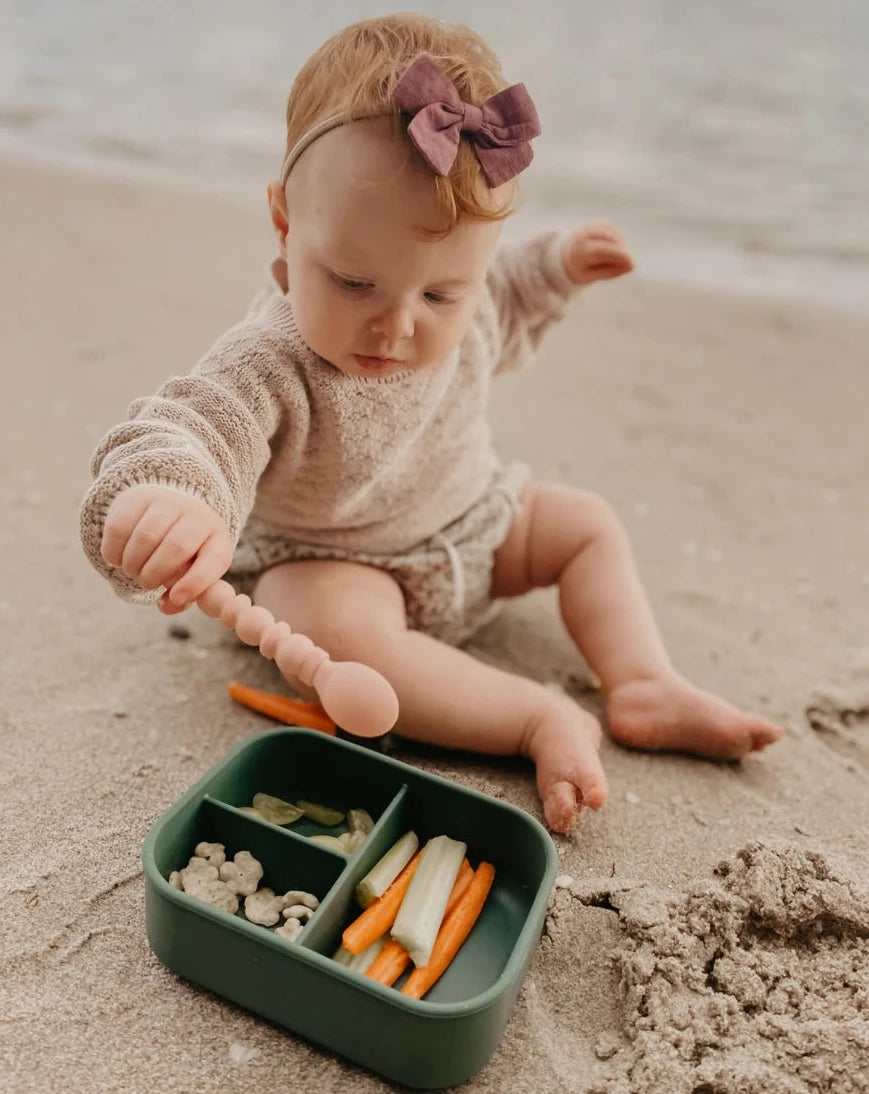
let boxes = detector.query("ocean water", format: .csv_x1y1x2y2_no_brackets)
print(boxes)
1,0,867,309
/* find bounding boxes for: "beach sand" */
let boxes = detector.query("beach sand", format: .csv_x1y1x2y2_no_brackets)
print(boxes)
1,160,867,1092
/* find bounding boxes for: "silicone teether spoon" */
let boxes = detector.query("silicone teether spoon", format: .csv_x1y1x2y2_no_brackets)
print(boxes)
196,580,398,738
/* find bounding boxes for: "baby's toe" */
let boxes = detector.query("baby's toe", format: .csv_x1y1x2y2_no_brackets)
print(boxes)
541,766,609,833
568,720,609,809
577,766,609,810
749,715,785,751
543,781,579,834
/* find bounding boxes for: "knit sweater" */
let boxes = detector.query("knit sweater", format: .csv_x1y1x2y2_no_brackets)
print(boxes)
80,230,578,602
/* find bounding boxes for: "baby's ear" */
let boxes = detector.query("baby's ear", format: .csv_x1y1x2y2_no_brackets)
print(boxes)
266,181,289,259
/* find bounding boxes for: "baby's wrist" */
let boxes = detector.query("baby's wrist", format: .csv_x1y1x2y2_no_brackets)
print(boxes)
561,232,589,286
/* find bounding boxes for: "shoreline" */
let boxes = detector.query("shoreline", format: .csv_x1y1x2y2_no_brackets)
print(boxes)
5,144,867,318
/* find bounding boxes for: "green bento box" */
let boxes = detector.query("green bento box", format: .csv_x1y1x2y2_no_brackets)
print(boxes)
142,728,558,1088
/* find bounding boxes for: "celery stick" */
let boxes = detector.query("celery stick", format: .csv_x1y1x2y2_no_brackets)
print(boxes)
391,835,466,967
333,935,386,975
355,830,419,908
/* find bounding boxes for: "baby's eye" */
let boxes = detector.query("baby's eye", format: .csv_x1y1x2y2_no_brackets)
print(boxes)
333,274,372,292
424,290,456,305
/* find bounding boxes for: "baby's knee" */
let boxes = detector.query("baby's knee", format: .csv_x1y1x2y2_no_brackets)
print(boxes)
565,488,624,542
303,591,406,663
255,560,406,663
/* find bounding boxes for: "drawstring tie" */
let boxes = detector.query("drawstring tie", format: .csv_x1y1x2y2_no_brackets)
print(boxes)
432,483,522,618
432,532,466,616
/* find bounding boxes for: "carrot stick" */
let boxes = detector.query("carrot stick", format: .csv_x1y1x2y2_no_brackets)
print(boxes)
402,862,496,1000
228,682,336,734
343,850,423,955
365,859,475,986
365,939,410,986
448,859,475,906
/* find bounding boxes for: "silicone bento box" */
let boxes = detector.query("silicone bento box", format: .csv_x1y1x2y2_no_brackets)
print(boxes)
143,728,558,1088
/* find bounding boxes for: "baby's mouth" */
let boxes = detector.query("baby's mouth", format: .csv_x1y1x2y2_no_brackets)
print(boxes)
354,354,403,371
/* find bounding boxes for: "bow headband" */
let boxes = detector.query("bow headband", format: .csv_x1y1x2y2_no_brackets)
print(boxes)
393,55,541,187
280,55,541,187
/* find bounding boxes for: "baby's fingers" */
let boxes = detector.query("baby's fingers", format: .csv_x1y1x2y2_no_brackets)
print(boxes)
584,246,634,281
158,591,190,616
137,514,210,591
101,490,154,568
592,259,634,280
585,240,633,268
155,562,193,614
119,505,183,583
166,536,233,608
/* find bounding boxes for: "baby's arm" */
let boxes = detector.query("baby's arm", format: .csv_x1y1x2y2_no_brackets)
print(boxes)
80,330,287,604
484,225,633,375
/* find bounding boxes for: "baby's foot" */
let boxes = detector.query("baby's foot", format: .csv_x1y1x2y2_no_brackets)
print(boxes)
525,693,609,834
607,671,783,760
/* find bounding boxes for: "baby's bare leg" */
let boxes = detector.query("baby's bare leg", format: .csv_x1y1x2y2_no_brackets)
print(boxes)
492,482,783,759
253,559,607,831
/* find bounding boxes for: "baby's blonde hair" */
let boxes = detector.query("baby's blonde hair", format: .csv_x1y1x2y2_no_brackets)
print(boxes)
283,13,518,229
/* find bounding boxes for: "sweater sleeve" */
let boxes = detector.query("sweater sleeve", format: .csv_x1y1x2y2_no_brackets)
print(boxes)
484,230,580,375
79,326,291,602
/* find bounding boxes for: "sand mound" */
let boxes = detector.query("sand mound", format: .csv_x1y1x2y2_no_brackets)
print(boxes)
597,842,869,1093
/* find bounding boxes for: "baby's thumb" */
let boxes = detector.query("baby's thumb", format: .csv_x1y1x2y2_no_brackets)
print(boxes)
157,561,193,613
157,591,189,615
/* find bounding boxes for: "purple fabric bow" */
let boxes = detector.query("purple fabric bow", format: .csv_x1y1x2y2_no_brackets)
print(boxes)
393,55,541,187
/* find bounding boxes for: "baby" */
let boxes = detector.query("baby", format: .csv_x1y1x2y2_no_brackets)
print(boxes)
80,14,782,833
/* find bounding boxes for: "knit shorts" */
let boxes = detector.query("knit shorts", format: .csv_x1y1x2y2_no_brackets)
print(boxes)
228,461,531,646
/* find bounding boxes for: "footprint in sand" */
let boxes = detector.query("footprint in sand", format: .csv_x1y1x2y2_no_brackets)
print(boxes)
591,841,869,1094
805,694,869,769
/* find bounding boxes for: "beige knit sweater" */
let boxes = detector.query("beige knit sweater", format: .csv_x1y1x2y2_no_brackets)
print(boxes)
80,230,578,601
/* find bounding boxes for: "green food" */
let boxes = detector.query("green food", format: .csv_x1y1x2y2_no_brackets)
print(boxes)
297,799,345,826
391,834,467,967
355,830,419,908
333,935,386,974
252,793,305,826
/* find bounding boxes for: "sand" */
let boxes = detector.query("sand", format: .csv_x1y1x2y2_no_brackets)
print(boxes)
590,842,869,1092
1,158,868,1092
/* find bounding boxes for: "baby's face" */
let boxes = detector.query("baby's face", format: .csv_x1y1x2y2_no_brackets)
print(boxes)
280,119,503,378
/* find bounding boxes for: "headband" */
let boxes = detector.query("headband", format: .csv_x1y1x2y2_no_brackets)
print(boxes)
280,55,541,187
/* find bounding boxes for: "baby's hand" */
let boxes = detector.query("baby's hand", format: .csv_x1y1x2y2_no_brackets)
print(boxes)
101,485,233,614
563,223,634,286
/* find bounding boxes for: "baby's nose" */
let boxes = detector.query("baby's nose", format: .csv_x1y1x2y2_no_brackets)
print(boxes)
371,303,414,343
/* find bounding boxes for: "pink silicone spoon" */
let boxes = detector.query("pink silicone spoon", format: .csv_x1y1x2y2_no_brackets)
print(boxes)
196,580,399,738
